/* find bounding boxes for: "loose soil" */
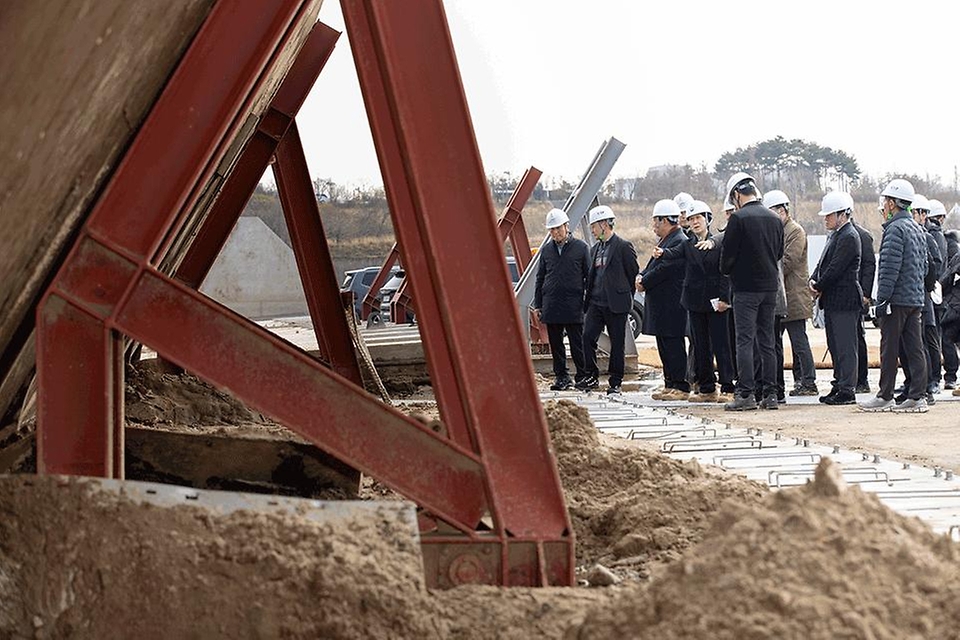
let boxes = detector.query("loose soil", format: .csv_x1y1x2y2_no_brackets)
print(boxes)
3,374,959,638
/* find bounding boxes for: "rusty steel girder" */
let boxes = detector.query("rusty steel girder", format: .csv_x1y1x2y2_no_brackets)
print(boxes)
36,0,573,587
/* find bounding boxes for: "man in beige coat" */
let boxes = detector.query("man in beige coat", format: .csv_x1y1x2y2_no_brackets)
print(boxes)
762,190,818,395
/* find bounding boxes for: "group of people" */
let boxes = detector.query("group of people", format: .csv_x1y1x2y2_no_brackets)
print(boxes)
532,173,960,413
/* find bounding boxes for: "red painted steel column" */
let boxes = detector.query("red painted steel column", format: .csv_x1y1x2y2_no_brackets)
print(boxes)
360,244,400,320
342,0,571,543
274,123,363,384
175,22,341,289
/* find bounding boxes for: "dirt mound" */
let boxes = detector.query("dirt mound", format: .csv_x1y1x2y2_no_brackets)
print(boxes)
125,362,268,428
545,400,768,580
571,457,960,639
0,475,433,639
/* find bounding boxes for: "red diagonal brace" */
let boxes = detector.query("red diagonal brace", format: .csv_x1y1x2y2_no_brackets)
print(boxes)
343,0,571,543
496,166,541,275
175,21,341,290
274,122,363,383
361,243,400,321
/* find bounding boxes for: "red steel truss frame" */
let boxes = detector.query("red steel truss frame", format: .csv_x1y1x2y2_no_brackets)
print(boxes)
35,0,573,587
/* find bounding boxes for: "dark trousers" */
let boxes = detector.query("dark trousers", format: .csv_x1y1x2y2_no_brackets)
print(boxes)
878,306,926,401
583,304,628,387
824,309,859,394
857,315,869,387
755,316,785,399
782,318,817,388
733,290,778,398
689,310,735,394
943,321,960,384
901,323,942,392
656,335,689,392
546,322,585,382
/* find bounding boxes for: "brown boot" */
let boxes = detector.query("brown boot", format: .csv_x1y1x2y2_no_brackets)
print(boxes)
689,389,720,403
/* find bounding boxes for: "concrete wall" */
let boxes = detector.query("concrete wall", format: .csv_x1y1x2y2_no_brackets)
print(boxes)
201,217,308,319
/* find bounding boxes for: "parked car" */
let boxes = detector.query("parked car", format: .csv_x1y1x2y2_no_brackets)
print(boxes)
341,265,399,320
629,291,644,339
377,256,523,324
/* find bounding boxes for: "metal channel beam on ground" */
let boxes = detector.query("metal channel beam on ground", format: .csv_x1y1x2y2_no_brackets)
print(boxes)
515,137,624,341
542,391,960,538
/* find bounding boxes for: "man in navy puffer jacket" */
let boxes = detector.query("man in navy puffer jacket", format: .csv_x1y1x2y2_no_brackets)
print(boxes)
859,179,929,413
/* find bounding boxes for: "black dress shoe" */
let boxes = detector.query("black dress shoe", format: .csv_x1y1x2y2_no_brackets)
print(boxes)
823,391,857,405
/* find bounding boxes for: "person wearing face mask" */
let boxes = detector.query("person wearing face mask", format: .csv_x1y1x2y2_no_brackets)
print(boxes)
638,199,689,400
533,208,590,391
859,179,929,413
580,205,639,394
809,191,861,405
653,200,735,402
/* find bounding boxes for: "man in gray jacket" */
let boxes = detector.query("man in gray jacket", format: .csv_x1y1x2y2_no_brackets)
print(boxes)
860,179,929,412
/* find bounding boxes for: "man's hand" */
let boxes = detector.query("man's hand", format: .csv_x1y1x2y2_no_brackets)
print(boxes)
715,300,730,312
635,275,644,292
862,296,872,308
532,308,541,321
652,247,663,258
696,239,714,251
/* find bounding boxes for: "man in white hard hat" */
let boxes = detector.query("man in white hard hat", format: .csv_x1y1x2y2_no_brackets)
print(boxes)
762,189,817,397
580,205,639,394
924,197,948,395
859,179,929,412
809,192,861,405
639,199,691,400
719,172,784,411
674,191,695,238
931,199,960,390
896,195,942,405
851,205,876,394
652,200,735,402
533,208,591,391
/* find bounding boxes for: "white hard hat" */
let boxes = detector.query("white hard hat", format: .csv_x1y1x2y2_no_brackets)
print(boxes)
723,196,735,212
545,208,569,229
673,192,695,213
928,199,947,218
688,200,712,224
911,194,931,212
880,178,915,203
588,205,616,225
818,191,854,216
652,199,682,218
726,171,757,199
762,189,790,209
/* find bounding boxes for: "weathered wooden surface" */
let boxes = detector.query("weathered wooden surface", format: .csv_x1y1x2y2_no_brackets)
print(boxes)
0,0,215,418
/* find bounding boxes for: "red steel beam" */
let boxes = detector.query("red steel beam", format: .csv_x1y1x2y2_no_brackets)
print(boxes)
343,0,571,545
175,22,340,290
496,166,541,274
360,244,400,320
113,269,488,528
274,122,363,384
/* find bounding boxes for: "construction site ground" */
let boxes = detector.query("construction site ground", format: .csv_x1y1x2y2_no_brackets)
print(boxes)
3,316,959,638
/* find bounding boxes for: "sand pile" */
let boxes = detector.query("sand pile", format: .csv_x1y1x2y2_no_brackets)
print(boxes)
570,457,960,639
0,476,434,639
125,362,269,428
544,400,768,580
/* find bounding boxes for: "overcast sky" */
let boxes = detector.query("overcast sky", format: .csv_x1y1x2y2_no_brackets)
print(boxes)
290,0,960,191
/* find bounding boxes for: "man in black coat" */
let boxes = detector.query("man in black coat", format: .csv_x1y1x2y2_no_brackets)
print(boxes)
580,205,639,394
719,173,784,411
639,199,690,400
534,208,590,391
654,200,735,402
852,215,876,393
810,192,862,405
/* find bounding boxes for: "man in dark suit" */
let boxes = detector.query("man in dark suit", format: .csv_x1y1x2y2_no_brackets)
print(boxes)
580,205,639,394
810,192,862,405
639,199,690,400
534,208,590,391
852,214,876,393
